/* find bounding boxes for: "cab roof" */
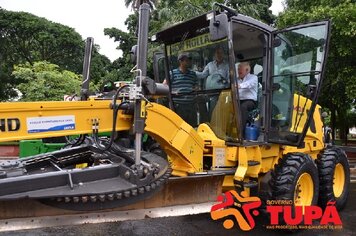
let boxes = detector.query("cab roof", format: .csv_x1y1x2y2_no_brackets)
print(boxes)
152,11,275,44
153,11,212,44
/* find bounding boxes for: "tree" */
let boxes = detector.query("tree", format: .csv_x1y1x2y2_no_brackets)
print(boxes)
0,9,113,101
0,9,83,101
90,46,113,85
13,61,81,101
104,26,137,81
228,0,274,24
0,9,84,72
277,0,356,144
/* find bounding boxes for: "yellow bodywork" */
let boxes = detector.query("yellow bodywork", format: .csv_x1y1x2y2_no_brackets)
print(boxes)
0,100,132,141
0,92,325,195
283,94,324,159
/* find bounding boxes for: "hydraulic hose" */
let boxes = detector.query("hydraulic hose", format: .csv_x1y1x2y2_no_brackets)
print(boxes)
93,85,130,151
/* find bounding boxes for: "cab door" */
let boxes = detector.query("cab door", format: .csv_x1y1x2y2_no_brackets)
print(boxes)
267,21,331,146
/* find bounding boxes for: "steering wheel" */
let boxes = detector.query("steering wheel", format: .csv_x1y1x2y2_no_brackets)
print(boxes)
206,73,229,90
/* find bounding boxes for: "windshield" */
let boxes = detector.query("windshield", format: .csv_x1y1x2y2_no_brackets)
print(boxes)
165,34,237,141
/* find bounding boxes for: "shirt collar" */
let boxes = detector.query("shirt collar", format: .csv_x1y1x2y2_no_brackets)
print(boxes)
213,60,226,66
240,73,250,80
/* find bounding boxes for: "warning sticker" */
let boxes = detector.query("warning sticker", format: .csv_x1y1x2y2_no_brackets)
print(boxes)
27,115,75,133
215,148,226,167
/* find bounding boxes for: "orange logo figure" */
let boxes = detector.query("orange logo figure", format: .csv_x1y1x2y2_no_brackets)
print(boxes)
210,190,261,231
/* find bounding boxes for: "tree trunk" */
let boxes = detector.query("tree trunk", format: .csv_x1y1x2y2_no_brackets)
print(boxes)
337,108,348,145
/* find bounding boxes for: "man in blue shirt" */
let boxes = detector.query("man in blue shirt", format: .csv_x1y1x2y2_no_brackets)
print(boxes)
237,62,258,137
164,52,198,127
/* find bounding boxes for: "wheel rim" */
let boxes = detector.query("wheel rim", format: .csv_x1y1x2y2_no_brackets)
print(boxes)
333,163,345,198
294,173,314,206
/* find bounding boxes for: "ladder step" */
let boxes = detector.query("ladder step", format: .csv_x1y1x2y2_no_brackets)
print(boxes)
243,180,258,188
234,180,258,189
248,160,260,166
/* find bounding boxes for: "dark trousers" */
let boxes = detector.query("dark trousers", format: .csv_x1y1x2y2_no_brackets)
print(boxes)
174,102,197,127
240,100,256,137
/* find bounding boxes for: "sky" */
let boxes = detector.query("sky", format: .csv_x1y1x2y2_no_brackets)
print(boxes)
0,0,284,62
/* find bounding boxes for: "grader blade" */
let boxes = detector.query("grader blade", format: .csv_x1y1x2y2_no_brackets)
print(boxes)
0,174,224,219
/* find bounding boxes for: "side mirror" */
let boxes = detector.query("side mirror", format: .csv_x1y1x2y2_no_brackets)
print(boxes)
130,45,138,64
209,13,228,41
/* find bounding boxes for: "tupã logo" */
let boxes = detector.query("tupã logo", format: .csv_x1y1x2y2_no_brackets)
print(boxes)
210,190,261,231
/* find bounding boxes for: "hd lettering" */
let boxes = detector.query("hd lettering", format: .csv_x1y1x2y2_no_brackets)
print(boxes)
0,118,20,132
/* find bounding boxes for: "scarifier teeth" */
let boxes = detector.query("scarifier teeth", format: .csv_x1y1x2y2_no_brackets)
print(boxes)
51,168,172,206
81,196,88,203
99,195,105,202
90,196,97,202
124,191,130,198
116,192,122,199
138,187,144,194
107,194,114,201
131,189,138,196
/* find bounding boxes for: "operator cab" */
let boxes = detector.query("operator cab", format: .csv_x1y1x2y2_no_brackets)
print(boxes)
153,10,330,146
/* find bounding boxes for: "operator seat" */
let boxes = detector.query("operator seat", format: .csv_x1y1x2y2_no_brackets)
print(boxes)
209,90,236,139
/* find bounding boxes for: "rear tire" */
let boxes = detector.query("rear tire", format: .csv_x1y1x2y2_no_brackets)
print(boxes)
316,147,350,210
270,153,319,207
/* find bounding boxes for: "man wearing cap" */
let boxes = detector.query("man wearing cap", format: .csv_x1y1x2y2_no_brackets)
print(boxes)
164,52,198,127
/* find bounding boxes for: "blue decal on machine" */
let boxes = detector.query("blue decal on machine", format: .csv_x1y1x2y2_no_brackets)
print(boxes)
26,115,76,133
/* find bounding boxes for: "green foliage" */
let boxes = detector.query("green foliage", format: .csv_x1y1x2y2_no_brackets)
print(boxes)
104,27,137,55
0,9,84,72
0,62,17,100
228,0,274,24
104,27,137,81
90,46,113,85
0,9,113,101
0,9,83,101
13,61,81,101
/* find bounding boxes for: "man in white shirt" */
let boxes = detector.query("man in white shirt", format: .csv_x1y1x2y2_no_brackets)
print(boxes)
237,62,258,137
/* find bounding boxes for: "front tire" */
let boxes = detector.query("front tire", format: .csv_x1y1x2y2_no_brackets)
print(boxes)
270,153,319,207
316,147,350,210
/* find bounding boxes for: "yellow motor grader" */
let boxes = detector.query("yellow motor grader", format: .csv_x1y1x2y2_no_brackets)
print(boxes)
0,3,349,215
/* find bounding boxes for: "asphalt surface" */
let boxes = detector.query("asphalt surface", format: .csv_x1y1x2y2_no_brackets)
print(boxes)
1,182,355,236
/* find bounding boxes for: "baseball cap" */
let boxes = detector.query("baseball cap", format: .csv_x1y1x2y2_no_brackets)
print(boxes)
178,52,191,61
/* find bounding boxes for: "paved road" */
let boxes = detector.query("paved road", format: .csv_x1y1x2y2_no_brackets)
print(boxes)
1,183,355,236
